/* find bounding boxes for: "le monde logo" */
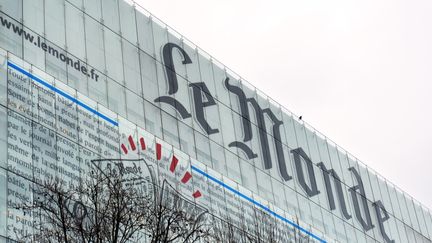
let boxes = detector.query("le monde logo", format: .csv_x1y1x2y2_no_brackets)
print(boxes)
154,42,395,243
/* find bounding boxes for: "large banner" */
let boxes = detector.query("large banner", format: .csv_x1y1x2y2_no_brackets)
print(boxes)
2,53,323,242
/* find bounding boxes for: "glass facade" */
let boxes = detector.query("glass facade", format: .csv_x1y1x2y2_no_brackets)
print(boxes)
0,0,430,242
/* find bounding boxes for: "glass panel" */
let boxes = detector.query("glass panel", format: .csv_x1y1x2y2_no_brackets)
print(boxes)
66,52,88,96
68,0,82,8
140,50,159,103
0,106,6,169
283,184,300,219
7,60,32,119
88,72,107,106
104,27,124,83
150,18,167,64
76,92,100,157
23,0,44,35
83,0,101,20
309,201,325,232
189,160,211,207
0,11,23,57
97,104,119,159
405,195,421,233
376,179,402,243
387,183,403,222
296,194,313,231
405,224,418,243
177,120,195,159
44,38,68,82
122,41,141,94
320,204,337,240
65,2,85,61
31,66,56,131
217,105,236,149
125,89,144,128
282,112,299,150
225,150,242,184
84,15,105,72
118,0,137,43
206,166,228,219
101,0,120,33
172,73,192,127
136,11,155,56
424,209,432,241
23,27,46,72
161,111,179,148
143,99,162,138
118,116,138,160
54,80,78,142
194,130,211,165
222,176,242,227
396,187,414,228
0,49,6,105
0,168,6,237
0,0,22,20
45,0,66,48
413,202,430,239
344,221,359,243
107,78,125,117
353,227,367,243
253,167,272,203
240,160,258,194
212,64,230,108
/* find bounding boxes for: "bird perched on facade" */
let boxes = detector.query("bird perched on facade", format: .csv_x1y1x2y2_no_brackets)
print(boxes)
299,116,302,120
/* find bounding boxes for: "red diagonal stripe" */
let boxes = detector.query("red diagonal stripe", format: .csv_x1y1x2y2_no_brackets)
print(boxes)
192,190,202,198
169,156,179,173
181,171,192,184
139,137,146,150
121,144,128,154
128,135,136,151
156,143,161,160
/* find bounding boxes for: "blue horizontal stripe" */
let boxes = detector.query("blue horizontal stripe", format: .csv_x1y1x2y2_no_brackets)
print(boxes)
191,165,326,243
7,62,118,126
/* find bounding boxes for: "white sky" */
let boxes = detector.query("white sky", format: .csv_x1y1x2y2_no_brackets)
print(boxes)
135,0,432,210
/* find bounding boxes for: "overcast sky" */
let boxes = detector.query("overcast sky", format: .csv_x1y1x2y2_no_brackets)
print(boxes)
135,0,432,210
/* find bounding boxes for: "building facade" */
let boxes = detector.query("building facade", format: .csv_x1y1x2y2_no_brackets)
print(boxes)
0,0,431,242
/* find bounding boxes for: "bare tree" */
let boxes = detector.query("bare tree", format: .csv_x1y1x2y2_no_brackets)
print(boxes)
211,215,255,243
211,207,286,243
14,159,212,243
146,180,212,243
